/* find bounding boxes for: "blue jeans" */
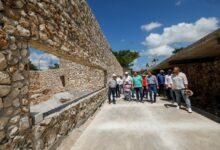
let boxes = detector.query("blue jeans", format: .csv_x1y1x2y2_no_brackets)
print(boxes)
173,89,191,108
166,88,175,102
149,84,157,102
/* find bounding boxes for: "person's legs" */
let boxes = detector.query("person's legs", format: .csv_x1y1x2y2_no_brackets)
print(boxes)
167,88,173,102
163,84,166,96
142,86,147,98
120,85,123,94
181,90,192,109
112,88,116,104
152,85,157,102
159,84,162,96
174,90,181,108
108,88,112,104
149,85,153,102
124,91,128,100
159,84,165,96
139,87,143,102
135,88,140,101
131,88,135,98
128,91,131,101
116,84,119,97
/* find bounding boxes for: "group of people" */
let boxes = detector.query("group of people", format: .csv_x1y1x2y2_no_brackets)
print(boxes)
107,67,192,113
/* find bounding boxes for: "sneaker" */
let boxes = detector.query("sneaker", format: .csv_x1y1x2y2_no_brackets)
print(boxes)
188,108,192,113
176,106,180,110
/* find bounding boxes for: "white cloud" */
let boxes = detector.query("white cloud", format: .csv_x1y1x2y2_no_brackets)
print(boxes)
142,17,219,57
141,22,162,32
29,52,59,70
175,0,182,6
146,45,174,57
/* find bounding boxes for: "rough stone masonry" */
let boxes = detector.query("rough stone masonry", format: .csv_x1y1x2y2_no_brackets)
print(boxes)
0,0,123,149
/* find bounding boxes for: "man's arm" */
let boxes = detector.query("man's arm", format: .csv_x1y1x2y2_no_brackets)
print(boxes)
154,75,159,88
182,73,188,89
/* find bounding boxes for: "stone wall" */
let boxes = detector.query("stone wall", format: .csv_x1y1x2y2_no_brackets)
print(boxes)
32,89,107,150
178,59,220,117
29,59,105,105
0,0,123,149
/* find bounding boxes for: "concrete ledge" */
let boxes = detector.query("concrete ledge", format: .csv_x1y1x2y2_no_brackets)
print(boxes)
31,88,106,125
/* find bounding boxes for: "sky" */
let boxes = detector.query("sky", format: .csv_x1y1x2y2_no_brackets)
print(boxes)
29,48,59,70
87,0,220,70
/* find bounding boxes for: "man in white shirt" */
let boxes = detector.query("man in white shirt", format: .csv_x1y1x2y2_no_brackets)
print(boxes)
172,67,192,113
123,72,132,84
116,76,123,96
165,69,174,103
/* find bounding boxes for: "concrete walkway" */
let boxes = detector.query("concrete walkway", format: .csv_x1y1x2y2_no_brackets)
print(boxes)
58,98,220,150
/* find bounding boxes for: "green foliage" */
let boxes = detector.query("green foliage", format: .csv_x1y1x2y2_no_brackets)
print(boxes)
112,49,139,69
29,61,39,71
173,47,184,54
49,63,60,69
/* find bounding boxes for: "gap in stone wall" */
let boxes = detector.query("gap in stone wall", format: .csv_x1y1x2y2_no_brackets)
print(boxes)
27,47,106,123
28,47,62,106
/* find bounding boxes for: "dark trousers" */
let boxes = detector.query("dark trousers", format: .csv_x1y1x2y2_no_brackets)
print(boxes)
158,84,165,96
149,84,157,102
116,84,120,97
134,87,143,101
108,88,116,103
142,86,148,99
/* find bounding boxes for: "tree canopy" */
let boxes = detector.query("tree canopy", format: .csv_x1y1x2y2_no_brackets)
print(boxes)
112,50,139,69
173,47,184,54
28,61,39,71
49,63,60,69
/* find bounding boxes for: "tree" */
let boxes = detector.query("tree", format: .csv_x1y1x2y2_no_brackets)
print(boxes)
173,47,184,54
112,50,139,69
28,61,39,71
49,63,59,69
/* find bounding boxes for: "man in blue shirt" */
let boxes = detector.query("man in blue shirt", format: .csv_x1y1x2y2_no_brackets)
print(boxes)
147,70,159,103
157,70,166,96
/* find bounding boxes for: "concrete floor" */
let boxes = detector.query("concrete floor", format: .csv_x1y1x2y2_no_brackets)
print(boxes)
58,98,220,150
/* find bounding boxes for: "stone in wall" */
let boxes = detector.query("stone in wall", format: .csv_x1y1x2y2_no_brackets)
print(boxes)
178,59,220,117
31,89,107,150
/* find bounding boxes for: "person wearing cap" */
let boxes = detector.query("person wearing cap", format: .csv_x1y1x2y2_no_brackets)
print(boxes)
157,70,166,96
142,74,148,99
165,69,175,103
147,70,159,103
123,72,132,85
171,67,192,113
132,72,143,102
123,72,133,99
107,74,117,104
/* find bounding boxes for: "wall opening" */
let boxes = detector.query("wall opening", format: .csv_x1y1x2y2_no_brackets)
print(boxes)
28,47,106,123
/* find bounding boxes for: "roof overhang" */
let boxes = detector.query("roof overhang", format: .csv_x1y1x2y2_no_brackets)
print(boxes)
155,28,220,69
